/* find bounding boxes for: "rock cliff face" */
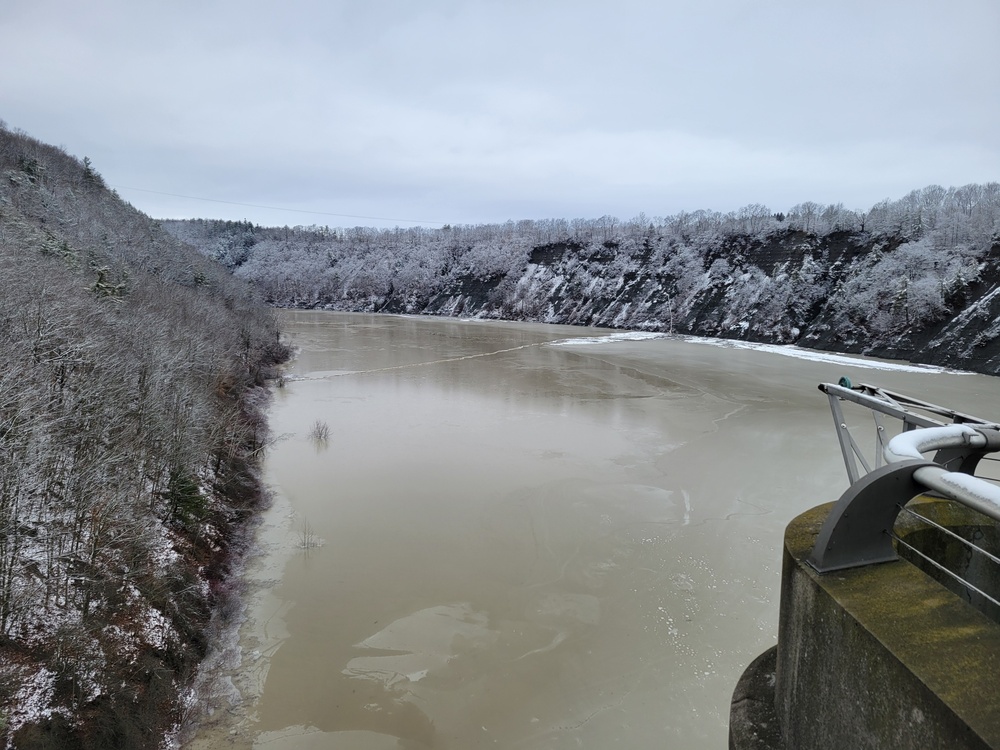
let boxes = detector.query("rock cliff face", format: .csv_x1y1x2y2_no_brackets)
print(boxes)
164,185,1000,375
415,232,1000,374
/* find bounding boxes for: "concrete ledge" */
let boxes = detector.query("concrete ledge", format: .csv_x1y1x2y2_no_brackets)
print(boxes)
729,646,780,750
732,500,1000,750
894,497,1000,619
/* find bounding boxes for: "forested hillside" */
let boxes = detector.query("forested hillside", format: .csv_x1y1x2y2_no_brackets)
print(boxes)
166,184,1000,374
0,124,287,747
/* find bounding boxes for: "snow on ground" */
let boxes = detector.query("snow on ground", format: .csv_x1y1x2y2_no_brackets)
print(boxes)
6,667,71,741
146,516,182,574
142,606,174,650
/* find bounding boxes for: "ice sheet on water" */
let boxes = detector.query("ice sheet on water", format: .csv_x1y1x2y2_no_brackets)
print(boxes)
548,329,967,373
343,603,498,690
548,332,670,346
679,336,969,374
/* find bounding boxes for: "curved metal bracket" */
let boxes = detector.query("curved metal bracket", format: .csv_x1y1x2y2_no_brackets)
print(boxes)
808,459,937,573
932,427,1000,475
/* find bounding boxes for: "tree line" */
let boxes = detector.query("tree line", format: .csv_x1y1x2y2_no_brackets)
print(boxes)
165,182,1000,373
0,123,287,747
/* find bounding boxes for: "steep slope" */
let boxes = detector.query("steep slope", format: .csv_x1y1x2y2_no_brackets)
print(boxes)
165,185,1000,374
0,125,287,748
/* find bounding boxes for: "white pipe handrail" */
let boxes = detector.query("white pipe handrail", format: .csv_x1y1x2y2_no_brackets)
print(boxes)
810,383,1000,573
884,426,1000,523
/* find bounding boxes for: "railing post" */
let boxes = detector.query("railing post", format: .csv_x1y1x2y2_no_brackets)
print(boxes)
808,459,936,573
827,392,862,484
931,428,1000,473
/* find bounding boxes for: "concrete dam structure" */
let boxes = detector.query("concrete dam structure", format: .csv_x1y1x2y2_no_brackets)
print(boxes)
730,382,1000,749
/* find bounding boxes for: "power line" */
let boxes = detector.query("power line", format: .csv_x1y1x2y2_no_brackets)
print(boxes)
111,184,447,226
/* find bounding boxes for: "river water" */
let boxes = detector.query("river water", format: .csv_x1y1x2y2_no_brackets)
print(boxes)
186,311,1000,750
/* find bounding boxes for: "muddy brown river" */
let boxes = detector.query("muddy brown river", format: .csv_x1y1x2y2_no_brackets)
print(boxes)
185,312,1000,749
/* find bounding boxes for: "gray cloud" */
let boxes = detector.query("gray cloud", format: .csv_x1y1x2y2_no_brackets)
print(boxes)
2,0,997,227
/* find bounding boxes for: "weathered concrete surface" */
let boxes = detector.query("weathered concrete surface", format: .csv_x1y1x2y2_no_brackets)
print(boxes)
729,646,781,750
894,498,1000,618
732,500,1000,750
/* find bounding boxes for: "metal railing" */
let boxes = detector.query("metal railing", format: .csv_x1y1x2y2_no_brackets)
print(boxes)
809,380,1000,575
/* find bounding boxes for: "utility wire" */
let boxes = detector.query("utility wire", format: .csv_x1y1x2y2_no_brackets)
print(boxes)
111,184,447,226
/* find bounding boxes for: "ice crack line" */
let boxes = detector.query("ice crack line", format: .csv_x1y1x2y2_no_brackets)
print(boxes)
292,341,552,380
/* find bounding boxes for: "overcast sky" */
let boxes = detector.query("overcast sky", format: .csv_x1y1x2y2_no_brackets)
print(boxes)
2,0,998,229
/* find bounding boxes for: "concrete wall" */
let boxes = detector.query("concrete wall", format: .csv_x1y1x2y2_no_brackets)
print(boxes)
732,499,1000,750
